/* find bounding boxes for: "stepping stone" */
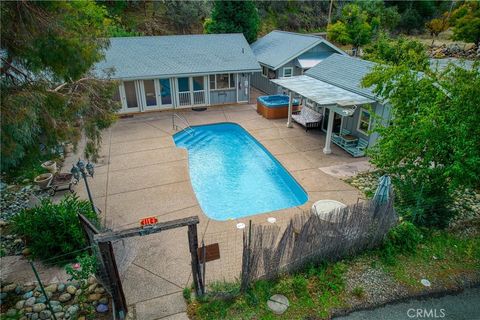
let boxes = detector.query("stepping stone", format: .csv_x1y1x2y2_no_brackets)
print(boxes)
267,294,289,315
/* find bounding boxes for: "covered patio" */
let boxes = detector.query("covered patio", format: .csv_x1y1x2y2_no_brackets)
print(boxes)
272,75,374,155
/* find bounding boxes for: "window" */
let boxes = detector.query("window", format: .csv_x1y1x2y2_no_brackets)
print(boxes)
159,79,172,105
192,76,204,91
262,66,268,77
123,81,138,109
143,80,157,107
357,108,371,134
178,77,190,92
283,67,293,78
210,74,235,90
261,65,276,79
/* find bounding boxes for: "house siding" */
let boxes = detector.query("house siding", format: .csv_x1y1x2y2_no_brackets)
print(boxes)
252,42,340,95
251,70,280,95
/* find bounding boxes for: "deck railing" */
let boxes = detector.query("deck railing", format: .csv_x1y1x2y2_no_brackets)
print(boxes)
193,90,205,105
178,92,191,106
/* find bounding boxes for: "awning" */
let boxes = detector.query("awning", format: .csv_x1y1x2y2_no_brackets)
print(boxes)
272,75,375,115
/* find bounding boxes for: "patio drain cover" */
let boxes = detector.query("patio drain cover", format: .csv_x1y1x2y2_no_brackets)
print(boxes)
267,294,289,315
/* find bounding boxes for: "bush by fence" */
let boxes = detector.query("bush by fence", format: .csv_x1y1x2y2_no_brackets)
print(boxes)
241,198,397,290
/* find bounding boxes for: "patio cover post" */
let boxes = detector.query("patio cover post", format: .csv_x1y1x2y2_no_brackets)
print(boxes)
287,91,293,128
323,108,335,154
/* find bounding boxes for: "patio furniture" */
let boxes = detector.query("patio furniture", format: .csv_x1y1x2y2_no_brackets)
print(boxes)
291,107,322,131
345,138,369,157
332,129,357,148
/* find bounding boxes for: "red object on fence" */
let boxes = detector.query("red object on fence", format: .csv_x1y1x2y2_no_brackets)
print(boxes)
140,216,158,227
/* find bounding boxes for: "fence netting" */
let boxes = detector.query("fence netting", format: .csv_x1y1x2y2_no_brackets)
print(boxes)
241,198,397,288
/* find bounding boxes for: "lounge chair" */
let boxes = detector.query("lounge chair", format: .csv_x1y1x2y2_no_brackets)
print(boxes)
291,107,322,131
345,138,368,157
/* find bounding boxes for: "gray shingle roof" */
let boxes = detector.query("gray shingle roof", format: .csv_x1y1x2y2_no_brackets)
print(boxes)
250,30,345,70
306,54,377,99
94,34,260,80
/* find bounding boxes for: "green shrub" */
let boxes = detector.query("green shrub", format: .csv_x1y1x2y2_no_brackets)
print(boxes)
381,222,422,265
12,195,98,263
183,287,192,303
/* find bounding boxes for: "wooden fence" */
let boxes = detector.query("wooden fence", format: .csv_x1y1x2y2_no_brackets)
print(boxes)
241,198,397,289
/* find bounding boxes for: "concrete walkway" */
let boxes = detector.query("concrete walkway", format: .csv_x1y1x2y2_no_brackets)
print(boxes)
334,287,480,320
62,103,365,319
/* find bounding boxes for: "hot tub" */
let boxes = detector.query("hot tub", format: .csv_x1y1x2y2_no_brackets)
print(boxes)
257,95,300,119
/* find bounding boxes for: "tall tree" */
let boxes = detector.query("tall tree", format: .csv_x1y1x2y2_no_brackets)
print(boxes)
204,0,259,43
327,4,373,54
362,58,480,228
164,0,210,34
450,1,480,45
1,1,120,171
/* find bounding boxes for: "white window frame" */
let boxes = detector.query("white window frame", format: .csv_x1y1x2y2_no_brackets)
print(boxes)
283,67,293,78
210,73,235,91
357,107,371,135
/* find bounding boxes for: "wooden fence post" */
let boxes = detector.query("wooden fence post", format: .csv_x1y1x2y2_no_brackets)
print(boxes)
98,241,128,319
187,224,204,296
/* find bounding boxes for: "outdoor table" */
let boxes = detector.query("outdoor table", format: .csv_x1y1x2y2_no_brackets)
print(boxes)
340,134,358,147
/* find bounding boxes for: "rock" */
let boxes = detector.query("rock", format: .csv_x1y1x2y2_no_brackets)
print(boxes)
87,283,97,293
54,312,65,319
44,284,57,293
66,285,77,295
49,300,60,306
88,293,102,302
99,297,109,304
36,296,46,304
6,308,17,316
15,300,26,310
57,283,65,293
66,304,79,317
96,303,109,313
52,304,63,313
267,294,289,315
75,289,82,296
32,303,46,313
30,313,39,320
78,317,86,320
23,291,34,299
2,283,17,293
87,276,96,285
39,310,52,320
25,297,36,307
15,286,24,295
58,293,72,302
94,287,105,294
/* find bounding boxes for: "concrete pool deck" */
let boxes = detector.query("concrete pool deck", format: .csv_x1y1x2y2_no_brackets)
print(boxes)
65,103,365,319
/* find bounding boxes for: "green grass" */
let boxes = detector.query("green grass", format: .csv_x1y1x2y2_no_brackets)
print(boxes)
189,262,348,319
380,230,480,289
188,231,480,320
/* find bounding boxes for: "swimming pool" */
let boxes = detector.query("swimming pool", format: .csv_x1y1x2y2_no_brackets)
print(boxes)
174,123,308,221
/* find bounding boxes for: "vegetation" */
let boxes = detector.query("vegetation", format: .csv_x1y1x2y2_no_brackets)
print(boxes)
204,1,259,43
12,195,98,263
450,1,480,45
327,4,373,54
364,35,429,70
65,253,98,316
1,1,120,172
362,52,480,228
188,229,480,319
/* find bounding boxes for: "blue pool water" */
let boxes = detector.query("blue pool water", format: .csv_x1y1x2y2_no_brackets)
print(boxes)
174,123,308,221
257,95,300,108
